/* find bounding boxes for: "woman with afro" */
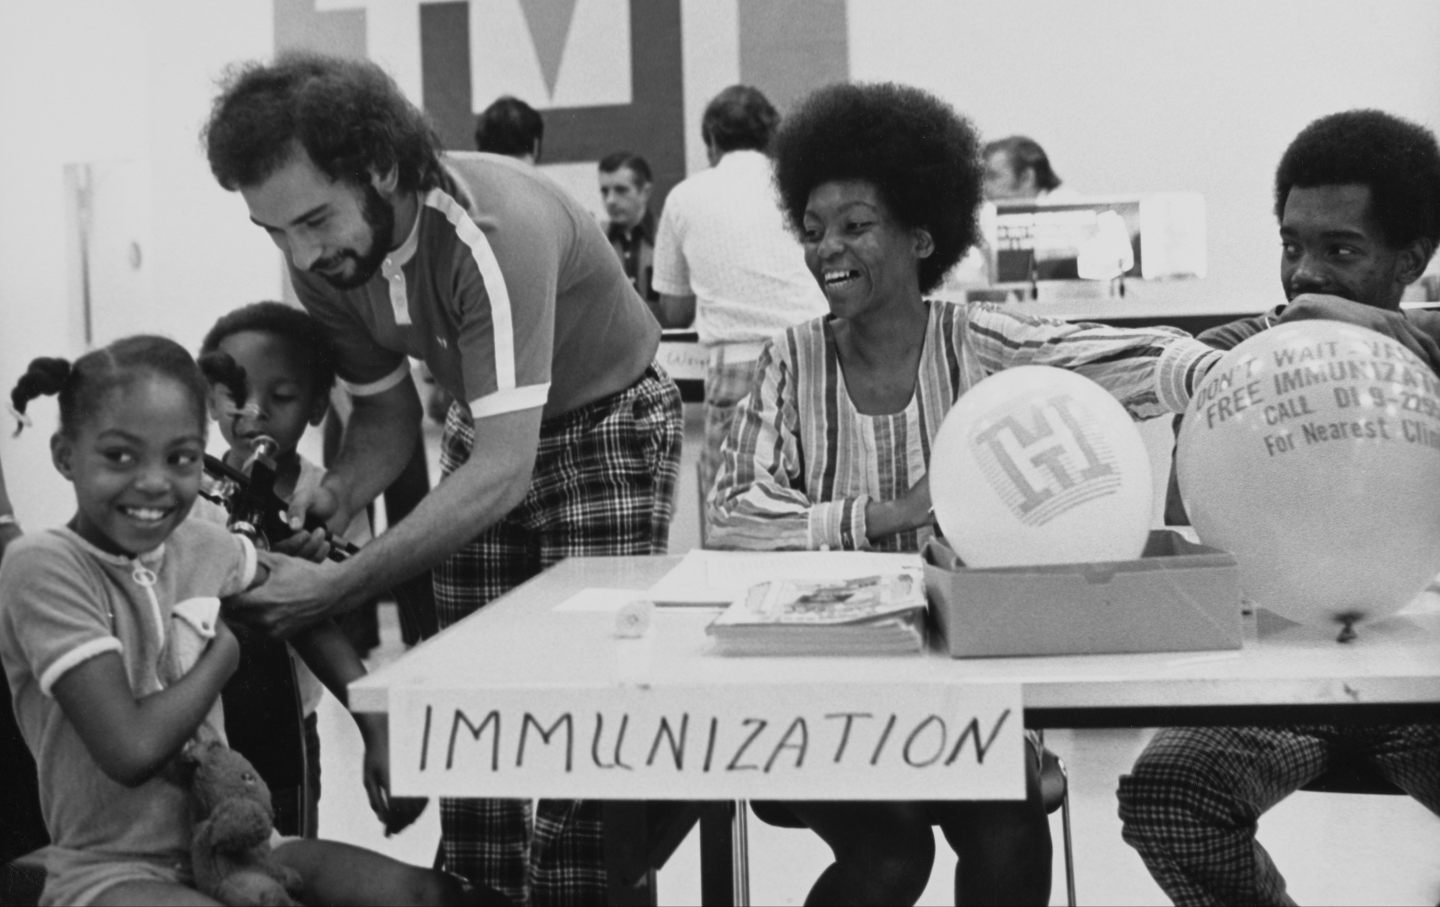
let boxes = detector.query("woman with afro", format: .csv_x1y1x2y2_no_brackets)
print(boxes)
705,81,1227,904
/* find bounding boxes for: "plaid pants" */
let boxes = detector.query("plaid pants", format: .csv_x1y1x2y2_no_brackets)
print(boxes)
1117,723,1440,906
698,349,762,514
433,363,682,906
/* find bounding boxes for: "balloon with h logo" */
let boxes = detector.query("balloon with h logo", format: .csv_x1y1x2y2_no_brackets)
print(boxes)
1176,320,1440,638
930,365,1153,567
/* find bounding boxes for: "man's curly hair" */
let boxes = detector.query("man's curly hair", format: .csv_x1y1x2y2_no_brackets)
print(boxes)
203,51,448,194
772,82,984,295
1276,109,1440,254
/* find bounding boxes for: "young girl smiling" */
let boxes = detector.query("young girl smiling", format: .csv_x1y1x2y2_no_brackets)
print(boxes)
0,335,489,906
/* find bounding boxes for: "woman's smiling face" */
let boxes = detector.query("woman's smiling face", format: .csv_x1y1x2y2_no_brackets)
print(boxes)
801,180,932,321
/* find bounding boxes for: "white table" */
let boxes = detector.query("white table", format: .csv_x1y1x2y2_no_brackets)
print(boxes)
352,555,1440,904
353,555,1440,731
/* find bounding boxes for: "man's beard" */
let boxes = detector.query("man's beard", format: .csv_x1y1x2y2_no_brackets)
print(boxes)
314,183,397,290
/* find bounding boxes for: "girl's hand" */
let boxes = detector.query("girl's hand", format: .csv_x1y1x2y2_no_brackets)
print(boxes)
357,713,428,835
361,724,391,822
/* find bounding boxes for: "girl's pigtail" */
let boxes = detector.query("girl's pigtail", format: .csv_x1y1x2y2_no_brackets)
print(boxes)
10,357,72,436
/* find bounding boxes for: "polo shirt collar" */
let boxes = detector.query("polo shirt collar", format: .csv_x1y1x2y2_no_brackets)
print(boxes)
608,210,656,245
385,196,424,270
717,148,767,172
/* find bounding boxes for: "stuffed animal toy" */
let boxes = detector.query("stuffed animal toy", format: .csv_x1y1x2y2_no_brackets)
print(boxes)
187,739,304,906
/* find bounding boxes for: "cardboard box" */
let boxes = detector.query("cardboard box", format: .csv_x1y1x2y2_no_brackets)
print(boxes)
922,530,1241,657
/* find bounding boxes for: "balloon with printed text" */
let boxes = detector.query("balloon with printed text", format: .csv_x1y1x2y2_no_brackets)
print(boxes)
1176,320,1440,635
930,365,1153,567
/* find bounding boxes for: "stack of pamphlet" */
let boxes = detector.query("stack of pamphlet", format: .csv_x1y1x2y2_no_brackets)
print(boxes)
706,568,927,655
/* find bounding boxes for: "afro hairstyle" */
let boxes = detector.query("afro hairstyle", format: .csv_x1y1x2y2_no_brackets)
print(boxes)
772,81,984,295
1275,109,1440,254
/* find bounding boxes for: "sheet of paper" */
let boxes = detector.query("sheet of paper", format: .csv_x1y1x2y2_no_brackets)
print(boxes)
647,549,923,606
553,587,645,612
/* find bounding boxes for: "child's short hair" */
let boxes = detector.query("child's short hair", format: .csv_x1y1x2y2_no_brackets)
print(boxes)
10,335,209,437
200,301,339,395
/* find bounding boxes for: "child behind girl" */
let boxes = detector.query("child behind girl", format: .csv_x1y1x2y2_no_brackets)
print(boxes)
0,335,496,906
195,300,403,837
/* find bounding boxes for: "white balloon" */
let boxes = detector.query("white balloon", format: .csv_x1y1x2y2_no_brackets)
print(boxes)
1176,320,1440,631
930,365,1153,567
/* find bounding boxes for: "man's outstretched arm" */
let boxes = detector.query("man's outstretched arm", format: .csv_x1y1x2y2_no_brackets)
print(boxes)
229,399,542,637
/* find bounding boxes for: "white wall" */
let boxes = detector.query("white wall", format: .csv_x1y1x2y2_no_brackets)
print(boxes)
680,0,740,175
0,0,278,531
848,0,1440,310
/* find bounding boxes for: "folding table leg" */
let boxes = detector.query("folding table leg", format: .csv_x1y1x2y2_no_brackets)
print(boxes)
698,801,738,906
730,800,751,906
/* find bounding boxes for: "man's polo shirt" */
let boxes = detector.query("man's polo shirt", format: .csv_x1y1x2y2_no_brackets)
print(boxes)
291,153,659,422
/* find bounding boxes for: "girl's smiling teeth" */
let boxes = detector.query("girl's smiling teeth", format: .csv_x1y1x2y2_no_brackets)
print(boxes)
121,505,172,524
824,269,860,287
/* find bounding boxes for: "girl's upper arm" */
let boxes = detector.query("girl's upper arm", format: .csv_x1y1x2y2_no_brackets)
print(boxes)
49,650,152,783
50,637,236,786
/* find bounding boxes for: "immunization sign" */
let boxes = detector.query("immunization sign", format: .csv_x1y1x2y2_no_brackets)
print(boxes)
385,682,1026,801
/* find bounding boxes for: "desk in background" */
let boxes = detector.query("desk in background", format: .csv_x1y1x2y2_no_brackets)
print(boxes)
658,329,704,403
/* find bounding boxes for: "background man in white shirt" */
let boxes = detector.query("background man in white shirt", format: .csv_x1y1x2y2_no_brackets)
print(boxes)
651,84,828,506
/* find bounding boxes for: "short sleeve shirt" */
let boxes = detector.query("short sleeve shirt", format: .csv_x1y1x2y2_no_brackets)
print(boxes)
290,153,659,422
0,522,255,860
651,150,828,349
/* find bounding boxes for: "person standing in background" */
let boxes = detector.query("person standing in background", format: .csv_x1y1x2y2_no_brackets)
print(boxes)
651,85,828,507
598,151,658,303
474,95,544,164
